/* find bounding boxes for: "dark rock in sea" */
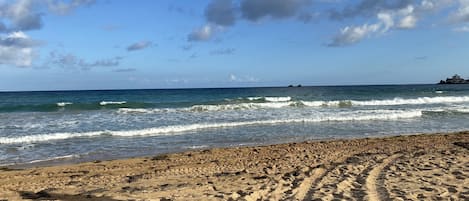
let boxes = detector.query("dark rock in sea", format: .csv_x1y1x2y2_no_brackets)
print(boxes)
439,74,469,84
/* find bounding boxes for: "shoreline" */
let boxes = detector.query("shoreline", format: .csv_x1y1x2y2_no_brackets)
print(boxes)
2,131,455,170
1,131,468,200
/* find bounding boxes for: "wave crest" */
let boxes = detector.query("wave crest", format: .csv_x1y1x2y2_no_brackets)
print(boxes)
0,110,422,144
99,101,127,106
56,102,73,107
300,96,469,107
246,96,291,102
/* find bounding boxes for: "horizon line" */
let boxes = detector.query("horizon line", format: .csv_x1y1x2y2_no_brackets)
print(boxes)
0,82,443,93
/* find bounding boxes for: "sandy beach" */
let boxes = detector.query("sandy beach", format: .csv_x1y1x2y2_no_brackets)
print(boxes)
0,131,468,200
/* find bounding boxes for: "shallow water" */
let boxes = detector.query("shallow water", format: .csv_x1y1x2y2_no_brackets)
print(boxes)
1,84,469,165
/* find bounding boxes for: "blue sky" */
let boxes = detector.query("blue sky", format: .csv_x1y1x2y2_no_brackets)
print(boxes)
0,0,468,91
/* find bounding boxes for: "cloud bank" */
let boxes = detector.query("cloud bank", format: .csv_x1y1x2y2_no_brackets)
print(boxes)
189,0,466,46
188,0,313,42
0,31,38,67
0,0,95,67
327,0,453,46
240,0,311,21
205,0,236,26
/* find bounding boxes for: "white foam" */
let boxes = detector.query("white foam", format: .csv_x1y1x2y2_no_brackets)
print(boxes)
435,91,444,94
421,106,469,114
118,108,154,113
56,102,73,107
185,145,209,149
455,108,469,113
247,97,263,101
116,96,469,114
207,96,469,111
246,96,291,102
352,96,469,106
189,102,292,112
444,107,469,113
27,154,80,164
301,100,331,107
117,108,176,114
0,131,104,144
301,96,469,107
265,96,291,102
100,101,126,106
0,110,422,144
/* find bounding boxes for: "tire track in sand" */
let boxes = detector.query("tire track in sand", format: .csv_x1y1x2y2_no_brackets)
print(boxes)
299,153,401,201
365,154,401,201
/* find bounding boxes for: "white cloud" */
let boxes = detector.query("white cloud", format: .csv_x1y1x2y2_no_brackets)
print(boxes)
0,0,96,68
165,78,188,84
2,0,42,31
229,74,237,81
398,15,417,29
46,51,123,70
453,25,469,32
229,74,259,82
329,23,381,46
0,0,95,32
396,5,417,29
420,0,435,10
377,12,394,31
329,4,423,46
451,0,469,22
0,31,37,67
8,31,27,38
188,24,222,42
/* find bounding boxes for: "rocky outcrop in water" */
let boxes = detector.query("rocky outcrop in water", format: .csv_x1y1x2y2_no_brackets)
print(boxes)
439,74,469,84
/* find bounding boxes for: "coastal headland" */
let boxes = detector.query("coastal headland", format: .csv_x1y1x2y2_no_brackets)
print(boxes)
0,131,468,200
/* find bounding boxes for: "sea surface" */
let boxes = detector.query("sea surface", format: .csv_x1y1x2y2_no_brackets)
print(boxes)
1,84,469,166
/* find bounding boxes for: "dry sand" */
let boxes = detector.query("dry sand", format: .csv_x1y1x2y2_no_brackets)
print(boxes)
0,132,468,201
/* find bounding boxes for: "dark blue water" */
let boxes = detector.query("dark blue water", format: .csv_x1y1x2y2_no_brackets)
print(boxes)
1,84,469,166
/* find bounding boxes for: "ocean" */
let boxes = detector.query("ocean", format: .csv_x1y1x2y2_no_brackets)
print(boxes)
1,84,469,166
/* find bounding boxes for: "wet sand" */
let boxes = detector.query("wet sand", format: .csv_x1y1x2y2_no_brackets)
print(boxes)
0,131,468,200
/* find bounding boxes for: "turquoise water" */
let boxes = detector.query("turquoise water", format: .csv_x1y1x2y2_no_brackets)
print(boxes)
1,84,469,165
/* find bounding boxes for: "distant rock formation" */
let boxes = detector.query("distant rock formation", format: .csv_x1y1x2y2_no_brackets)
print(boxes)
439,74,469,84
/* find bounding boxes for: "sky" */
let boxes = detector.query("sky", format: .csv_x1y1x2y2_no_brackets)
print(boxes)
0,0,468,91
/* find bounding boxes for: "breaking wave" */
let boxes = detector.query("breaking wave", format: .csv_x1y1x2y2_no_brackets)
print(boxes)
246,96,291,102
0,110,422,144
3,96,469,114
56,102,73,107
350,96,469,106
300,96,469,107
99,101,127,106
117,96,469,114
